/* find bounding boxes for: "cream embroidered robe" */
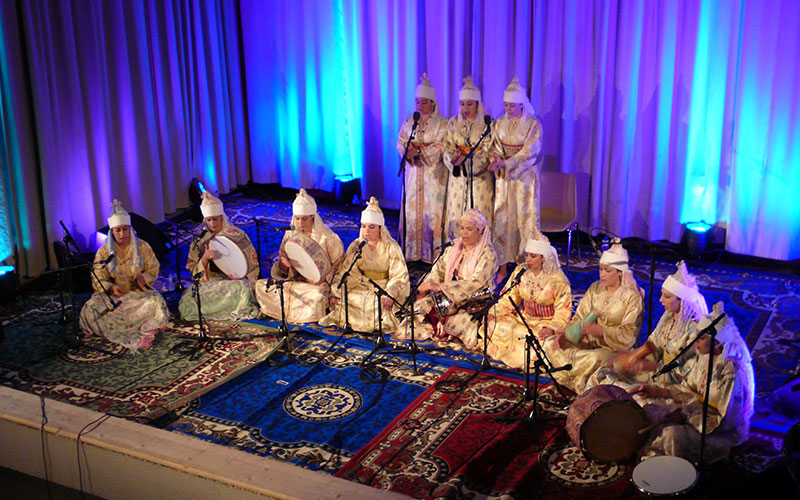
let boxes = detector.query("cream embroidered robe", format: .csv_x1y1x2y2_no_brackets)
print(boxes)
397,243,498,347
319,238,410,334
487,264,572,369
442,116,495,240
397,112,448,263
491,114,543,265
544,280,643,393
79,239,170,350
255,228,344,323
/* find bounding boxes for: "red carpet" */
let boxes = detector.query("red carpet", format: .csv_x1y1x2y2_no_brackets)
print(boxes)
336,366,645,499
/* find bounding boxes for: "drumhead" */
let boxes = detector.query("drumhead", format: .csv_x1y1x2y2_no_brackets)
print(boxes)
633,455,697,496
285,239,322,282
208,236,248,279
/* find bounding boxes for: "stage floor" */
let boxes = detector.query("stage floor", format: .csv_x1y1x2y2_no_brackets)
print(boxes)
2,191,799,499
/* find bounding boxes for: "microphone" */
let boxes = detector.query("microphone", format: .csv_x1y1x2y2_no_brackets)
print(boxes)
453,162,461,177
356,239,368,252
589,236,603,257
435,241,454,251
413,111,420,124
192,270,205,280
97,253,115,266
510,265,527,287
195,227,209,240
483,114,491,132
270,225,293,232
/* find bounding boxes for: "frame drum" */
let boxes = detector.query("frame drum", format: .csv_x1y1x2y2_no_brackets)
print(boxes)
632,455,697,496
284,232,331,283
208,235,249,279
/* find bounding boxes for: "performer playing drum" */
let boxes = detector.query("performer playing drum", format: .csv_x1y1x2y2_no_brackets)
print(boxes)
255,189,344,324
178,192,260,321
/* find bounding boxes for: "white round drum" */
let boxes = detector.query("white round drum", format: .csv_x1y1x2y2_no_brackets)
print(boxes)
208,235,248,279
632,455,697,497
283,232,331,283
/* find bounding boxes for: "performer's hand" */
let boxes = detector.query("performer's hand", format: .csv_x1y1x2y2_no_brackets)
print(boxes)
201,244,214,264
489,159,505,172
631,384,671,399
452,153,465,166
135,274,147,290
109,284,124,297
581,322,603,338
330,296,341,307
279,249,292,271
226,273,237,280
417,281,440,294
539,327,555,339
551,331,569,350
381,297,393,310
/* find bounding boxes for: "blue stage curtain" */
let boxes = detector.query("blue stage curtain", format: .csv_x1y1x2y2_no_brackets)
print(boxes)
3,0,800,276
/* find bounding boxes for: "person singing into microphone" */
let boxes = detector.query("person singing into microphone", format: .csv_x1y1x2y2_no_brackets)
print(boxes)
178,192,259,321
442,76,495,242
544,241,644,393
255,189,343,323
320,197,409,334
485,235,572,369
79,199,170,350
489,76,543,284
397,73,448,264
397,209,498,348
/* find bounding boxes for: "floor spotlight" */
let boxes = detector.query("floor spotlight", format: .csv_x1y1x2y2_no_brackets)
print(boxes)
0,265,16,304
683,221,712,259
334,176,362,206
189,178,207,206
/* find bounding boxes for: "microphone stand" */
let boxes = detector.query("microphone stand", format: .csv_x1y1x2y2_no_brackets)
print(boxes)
265,277,294,366
252,217,263,279
651,313,726,479
462,121,491,210
337,244,366,336
398,116,420,255
359,277,399,382
168,221,184,293
498,297,572,424
171,272,215,360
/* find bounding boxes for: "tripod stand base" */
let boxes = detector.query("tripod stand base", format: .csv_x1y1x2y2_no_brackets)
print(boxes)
360,362,389,383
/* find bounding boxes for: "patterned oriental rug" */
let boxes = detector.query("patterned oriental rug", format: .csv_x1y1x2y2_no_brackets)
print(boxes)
0,314,282,420
335,366,779,500
164,327,449,472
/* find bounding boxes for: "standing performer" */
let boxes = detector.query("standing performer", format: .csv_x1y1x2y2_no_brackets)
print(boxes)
79,199,170,351
544,242,644,393
255,189,344,324
486,235,572,369
178,192,259,321
320,197,410,333
489,76,543,280
397,209,498,348
397,73,448,263
442,76,495,241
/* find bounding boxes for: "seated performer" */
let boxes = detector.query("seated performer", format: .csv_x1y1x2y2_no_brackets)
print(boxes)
628,302,754,464
79,199,170,350
178,192,259,321
397,208,498,348
486,235,572,368
544,241,643,393
590,261,709,388
319,197,409,334
255,189,343,323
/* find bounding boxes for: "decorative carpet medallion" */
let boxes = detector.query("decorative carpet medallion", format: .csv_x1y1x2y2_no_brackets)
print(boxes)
58,337,127,364
540,443,627,487
283,383,363,421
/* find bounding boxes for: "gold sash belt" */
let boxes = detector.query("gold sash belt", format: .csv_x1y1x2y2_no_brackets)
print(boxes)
362,269,389,280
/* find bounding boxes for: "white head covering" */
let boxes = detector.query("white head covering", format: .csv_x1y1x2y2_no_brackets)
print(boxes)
525,235,560,274
503,76,536,116
360,196,385,227
200,192,224,218
107,199,131,229
662,261,709,322
444,209,492,282
415,72,437,102
600,241,629,272
292,188,317,216
459,75,481,102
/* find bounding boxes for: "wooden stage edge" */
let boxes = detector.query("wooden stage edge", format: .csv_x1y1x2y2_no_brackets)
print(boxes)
0,386,409,500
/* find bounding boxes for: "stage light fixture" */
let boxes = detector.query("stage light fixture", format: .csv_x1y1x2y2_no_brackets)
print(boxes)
189,178,207,206
683,221,712,259
334,176,362,206
0,265,16,304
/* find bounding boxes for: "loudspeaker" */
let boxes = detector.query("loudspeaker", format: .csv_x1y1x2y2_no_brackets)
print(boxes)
52,241,93,293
